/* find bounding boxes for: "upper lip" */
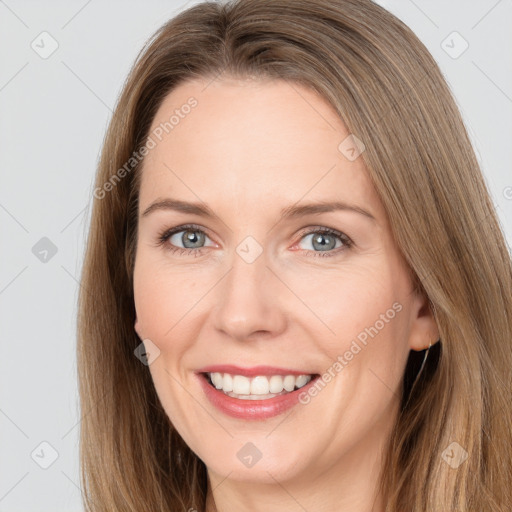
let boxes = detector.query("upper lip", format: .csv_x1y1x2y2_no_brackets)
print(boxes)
196,364,316,377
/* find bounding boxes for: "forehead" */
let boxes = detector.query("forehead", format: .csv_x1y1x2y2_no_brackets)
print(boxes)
139,77,384,220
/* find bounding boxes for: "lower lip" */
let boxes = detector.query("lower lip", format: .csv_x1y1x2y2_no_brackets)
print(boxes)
197,373,319,420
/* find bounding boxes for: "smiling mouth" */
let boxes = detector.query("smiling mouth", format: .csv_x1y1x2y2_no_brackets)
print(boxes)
202,371,318,401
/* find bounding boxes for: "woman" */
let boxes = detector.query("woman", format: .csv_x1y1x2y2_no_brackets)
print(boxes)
77,0,512,510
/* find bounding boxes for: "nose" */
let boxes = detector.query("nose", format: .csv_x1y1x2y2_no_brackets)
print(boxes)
211,247,288,342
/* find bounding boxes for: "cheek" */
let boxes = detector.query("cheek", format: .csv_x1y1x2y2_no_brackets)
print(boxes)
288,261,411,395
133,260,204,432
133,257,199,340
289,262,400,340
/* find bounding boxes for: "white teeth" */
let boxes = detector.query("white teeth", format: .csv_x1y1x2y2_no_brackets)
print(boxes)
211,372,223,389
232,375,251,394
295,374,310,388
269,375,284,393
223,373,233,392
207,372,313,399
283,375,295,392
250,376,270,395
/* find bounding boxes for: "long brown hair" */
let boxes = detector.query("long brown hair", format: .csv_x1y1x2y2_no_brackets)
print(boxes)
77,0,512,510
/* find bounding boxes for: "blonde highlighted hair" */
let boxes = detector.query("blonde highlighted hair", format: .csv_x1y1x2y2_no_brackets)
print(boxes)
77,0,512,510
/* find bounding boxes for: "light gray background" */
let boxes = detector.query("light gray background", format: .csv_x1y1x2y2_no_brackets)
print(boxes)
0,1,510,510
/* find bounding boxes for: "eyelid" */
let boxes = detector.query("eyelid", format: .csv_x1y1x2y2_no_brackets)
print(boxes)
291,225,353,253
295,225,351,242
160,223,216,243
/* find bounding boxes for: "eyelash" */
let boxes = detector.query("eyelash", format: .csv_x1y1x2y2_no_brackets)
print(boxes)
156,223,354,258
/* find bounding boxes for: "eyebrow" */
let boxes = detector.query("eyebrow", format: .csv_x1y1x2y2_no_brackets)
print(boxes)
141,198,376,222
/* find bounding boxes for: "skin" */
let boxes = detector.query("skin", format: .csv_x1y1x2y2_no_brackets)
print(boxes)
133,76,439,512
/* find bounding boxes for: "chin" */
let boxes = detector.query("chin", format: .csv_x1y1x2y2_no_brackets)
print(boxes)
199,435,312,483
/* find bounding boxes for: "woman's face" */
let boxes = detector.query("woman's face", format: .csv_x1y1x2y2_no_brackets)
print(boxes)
133,77,437,485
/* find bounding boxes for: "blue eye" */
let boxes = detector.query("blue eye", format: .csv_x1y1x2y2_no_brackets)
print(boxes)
156,224,353,258
157,223,214,257
295,227,352,257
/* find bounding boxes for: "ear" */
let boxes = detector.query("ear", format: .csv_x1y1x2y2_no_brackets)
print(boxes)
408,292,439,351
134,317,142,339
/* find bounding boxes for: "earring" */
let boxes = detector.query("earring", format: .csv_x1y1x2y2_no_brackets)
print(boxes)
410,338,434,391
404,338,438,408
416,338,432,379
